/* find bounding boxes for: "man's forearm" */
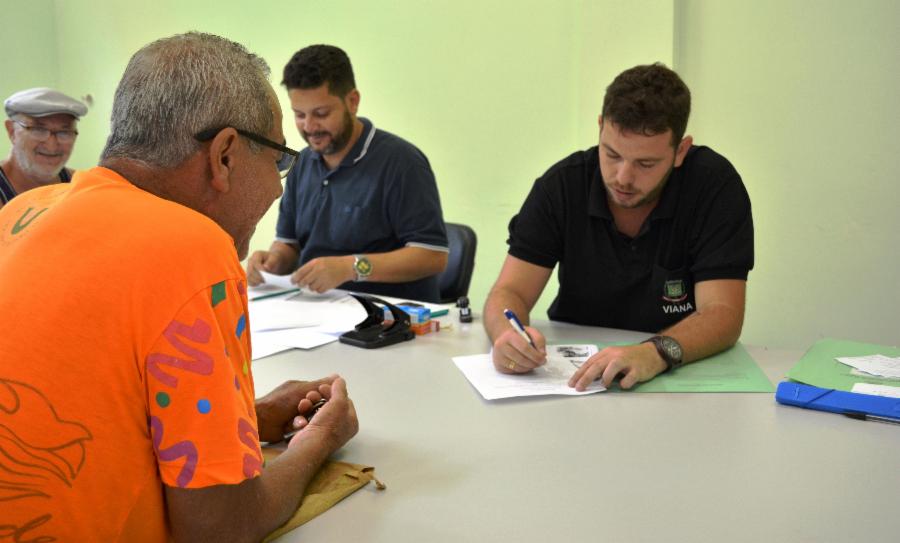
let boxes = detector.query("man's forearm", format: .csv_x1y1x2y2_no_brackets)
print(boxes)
483,286,531,343
252,436,334,538
167,435,334,543
661,303,744,363
363,247,447,282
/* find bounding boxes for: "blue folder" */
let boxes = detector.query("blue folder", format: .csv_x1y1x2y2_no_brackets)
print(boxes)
775,381,900,420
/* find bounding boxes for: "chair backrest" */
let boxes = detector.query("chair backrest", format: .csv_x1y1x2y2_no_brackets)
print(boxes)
437,222,477,304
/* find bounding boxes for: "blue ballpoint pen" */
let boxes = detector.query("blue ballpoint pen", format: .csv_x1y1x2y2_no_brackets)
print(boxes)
503,308,536,348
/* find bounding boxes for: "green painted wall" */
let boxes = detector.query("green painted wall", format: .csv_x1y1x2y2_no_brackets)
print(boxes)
0,0,60,159
675,0,900,347
3,1,894,348
36,0,673,321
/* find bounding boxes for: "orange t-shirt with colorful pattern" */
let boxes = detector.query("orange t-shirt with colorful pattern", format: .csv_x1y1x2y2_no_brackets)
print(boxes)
0,167,262,541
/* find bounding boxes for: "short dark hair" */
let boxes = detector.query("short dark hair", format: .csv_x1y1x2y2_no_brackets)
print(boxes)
601,63,691,146
282,45,356,97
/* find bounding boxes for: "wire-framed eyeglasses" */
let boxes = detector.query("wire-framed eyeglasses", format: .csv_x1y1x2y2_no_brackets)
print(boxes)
14,120,79,144
195,127,299,178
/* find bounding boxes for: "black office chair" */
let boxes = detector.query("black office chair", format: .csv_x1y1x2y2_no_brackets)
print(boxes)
437,223,477,304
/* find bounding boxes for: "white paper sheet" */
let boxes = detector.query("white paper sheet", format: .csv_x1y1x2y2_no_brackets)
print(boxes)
247,271,298,300
836,354,900,379
248,299,321,332
453,344,604,400
851,382,900,398
249,339,294,360
253,327,339,351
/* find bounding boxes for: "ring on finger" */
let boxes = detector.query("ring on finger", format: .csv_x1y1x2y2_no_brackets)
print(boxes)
506,359,516,370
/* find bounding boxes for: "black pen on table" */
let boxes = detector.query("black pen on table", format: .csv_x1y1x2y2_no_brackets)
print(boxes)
843,411,900,426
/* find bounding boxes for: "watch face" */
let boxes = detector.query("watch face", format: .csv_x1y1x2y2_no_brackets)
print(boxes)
661,337,683,361
354,256,372,277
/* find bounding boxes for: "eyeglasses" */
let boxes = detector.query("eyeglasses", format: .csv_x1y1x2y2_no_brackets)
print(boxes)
194,127,299,179
14,120,79,144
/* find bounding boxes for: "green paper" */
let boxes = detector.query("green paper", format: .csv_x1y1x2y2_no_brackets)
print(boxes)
591,342,774,393
785,338,900,391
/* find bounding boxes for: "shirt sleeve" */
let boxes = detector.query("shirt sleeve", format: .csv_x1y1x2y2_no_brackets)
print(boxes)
275,169,299,243
689,168,755,282
144,277,261,489
507,176,564,269
385,156,448,252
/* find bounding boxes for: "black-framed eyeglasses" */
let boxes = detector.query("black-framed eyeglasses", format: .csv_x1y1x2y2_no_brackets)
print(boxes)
14,120,79,144
194,126,299,178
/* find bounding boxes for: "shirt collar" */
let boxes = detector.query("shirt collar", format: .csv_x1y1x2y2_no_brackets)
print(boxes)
310,117,376,169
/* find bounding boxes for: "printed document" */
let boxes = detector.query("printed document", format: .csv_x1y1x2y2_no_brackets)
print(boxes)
836,354,900,379
453,344,604,400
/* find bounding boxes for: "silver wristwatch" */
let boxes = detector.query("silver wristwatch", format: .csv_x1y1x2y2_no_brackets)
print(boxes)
353,254,373,282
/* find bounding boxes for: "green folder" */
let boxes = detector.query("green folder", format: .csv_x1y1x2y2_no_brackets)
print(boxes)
784,338,900,392
593,342,774,393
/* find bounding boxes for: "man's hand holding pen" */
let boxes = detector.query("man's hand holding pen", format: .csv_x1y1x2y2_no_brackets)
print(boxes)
491,309,548,374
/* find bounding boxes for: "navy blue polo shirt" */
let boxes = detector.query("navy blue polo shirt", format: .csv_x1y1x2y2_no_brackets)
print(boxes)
508,145,754,333
276,117,448,302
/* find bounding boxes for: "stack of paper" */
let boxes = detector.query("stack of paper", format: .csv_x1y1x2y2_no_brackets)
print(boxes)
247,272,449,360
247,272,359,360
246,271,453,360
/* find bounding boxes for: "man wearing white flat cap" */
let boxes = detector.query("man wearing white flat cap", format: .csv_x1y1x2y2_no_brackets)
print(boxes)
1,87,87,209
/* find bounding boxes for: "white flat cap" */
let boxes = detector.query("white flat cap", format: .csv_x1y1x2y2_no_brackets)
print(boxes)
4,87,88,119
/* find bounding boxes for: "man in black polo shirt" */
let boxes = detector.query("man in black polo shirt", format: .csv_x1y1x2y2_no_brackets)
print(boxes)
484,63,753,389
247,45,448,302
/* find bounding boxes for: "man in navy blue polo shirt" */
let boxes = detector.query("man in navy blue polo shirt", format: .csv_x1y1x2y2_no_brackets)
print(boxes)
247,45,448,302
484,63,753,389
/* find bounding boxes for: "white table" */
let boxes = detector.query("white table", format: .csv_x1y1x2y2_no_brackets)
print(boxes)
252,318,900,542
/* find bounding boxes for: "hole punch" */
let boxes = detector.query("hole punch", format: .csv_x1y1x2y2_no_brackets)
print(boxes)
339,294,415,349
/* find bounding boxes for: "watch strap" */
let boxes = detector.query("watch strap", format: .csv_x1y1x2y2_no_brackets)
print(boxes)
642,335,684,372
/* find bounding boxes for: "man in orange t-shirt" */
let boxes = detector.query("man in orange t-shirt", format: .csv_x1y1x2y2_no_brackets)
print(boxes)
0,33,358,542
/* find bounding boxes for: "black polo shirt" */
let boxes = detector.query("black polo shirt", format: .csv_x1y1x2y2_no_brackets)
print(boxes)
507,145,753,333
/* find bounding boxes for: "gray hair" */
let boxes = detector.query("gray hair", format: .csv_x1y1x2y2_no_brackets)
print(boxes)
101,32,273,168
